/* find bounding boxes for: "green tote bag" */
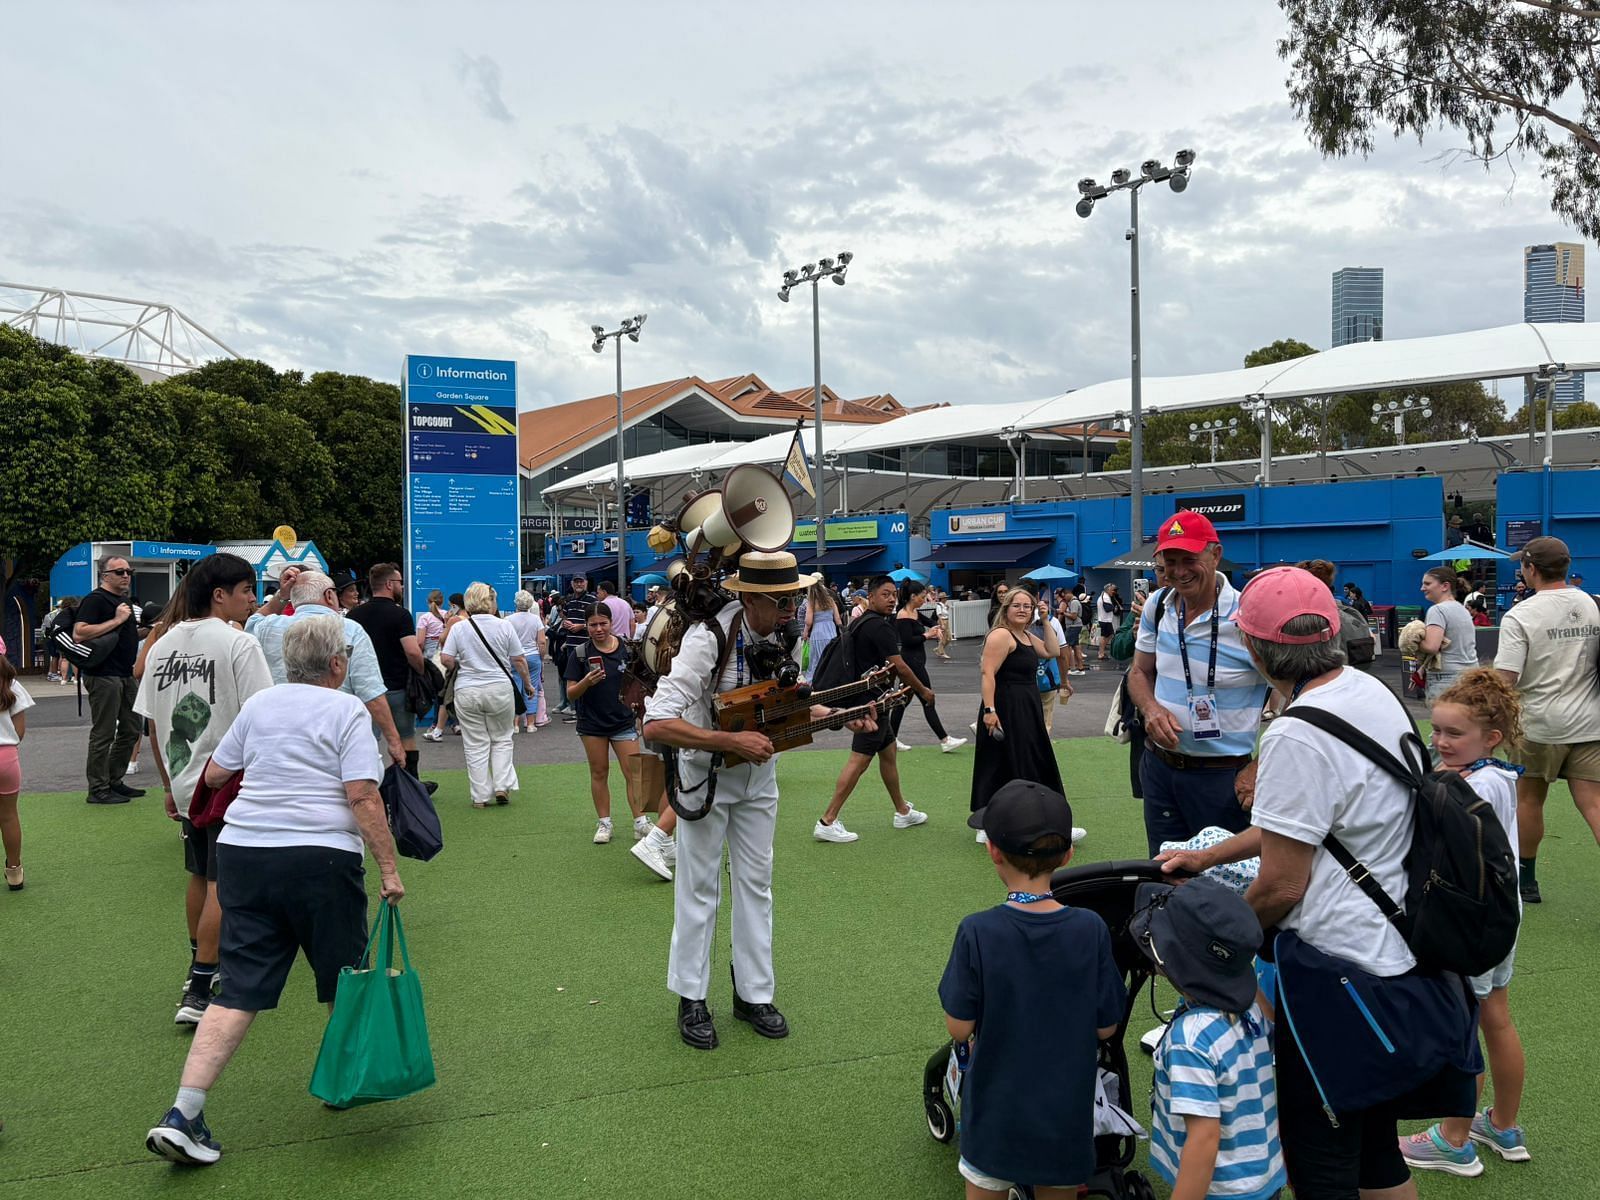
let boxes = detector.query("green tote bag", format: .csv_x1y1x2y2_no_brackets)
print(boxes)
310,902,436,1108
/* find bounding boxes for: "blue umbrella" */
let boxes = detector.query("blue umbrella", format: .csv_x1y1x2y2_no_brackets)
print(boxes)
1418,542,1513,562
1022,565,1080,583
888,568,927,582
631,572,670,586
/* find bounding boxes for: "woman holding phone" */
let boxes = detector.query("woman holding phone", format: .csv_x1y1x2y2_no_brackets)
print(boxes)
564,606,648,845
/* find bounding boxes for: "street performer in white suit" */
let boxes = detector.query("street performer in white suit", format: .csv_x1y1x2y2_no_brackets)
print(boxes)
644,549,876,1049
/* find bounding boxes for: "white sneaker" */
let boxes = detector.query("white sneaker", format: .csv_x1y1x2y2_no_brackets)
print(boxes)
660,837,677,867
593,821,613,845
939,736,968,753
968,721,978,734
126,760,140,775
630,835,673,881
896,740,912,752
633,816,653,841
893,805,929,829
1071,826,1087,844
975,829,988,845
813,819,859,843
423,727,443,743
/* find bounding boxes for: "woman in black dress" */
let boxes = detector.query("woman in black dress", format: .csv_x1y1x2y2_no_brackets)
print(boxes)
971,588,1063,820
893,582,966,752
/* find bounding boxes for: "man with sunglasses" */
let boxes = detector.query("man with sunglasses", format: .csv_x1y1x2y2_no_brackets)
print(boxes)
74,555,146,805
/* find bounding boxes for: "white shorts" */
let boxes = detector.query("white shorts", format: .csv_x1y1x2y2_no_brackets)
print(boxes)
959,1157,1074,1193
1468,938,1517,999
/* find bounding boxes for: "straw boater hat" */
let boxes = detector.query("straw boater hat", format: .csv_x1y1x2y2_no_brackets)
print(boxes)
722,549,820,595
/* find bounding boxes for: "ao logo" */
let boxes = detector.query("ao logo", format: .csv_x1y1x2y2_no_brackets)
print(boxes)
417,363,433,380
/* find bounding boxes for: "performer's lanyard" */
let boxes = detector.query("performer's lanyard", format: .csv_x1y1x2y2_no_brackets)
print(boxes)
734,629,746,688
1176,594,1222,739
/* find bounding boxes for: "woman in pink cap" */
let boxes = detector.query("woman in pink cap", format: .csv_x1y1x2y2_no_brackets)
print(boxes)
1161,566,1480,1200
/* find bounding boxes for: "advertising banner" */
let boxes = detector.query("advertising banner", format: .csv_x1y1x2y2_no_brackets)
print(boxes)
403,355,520,612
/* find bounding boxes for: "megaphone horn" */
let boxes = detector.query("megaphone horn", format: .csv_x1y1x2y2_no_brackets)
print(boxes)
707,465,795,553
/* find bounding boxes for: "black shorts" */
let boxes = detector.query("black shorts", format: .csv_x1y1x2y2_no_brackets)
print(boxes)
180,818,220,882
1098,620,1114,639
851,714,898,757
214,842,367,1011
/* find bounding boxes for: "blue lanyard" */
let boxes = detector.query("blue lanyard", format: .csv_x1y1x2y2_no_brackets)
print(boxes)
1175,596,1220,698
734,629,745,688
1006,890,1055,904
1463,757,1524,777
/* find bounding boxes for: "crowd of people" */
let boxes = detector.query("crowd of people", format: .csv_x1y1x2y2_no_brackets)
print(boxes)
3,517,1596,1199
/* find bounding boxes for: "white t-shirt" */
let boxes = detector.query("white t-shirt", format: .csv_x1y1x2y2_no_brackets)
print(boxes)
1251,668,1418,977
1493,587,1600,744
134,619,274,802
0,680,35,747
1462,762,1519,852
1096,592,1117,624
212,684,382,855
443,613,525,689
504,610,545,658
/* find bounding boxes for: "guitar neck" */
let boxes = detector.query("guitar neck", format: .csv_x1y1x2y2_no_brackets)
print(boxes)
772,692,912,745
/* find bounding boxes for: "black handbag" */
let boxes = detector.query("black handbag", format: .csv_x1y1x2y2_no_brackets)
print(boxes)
465,616,528,716
380,763,444,862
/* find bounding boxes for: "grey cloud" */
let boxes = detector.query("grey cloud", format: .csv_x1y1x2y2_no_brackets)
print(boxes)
456,53,514,123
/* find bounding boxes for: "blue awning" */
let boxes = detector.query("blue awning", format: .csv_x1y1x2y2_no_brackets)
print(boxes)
544,555,629,577
794,543,885,567
928,537,1052,565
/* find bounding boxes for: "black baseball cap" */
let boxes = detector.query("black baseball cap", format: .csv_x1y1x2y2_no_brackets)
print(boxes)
330,569,360,592
967,780,1075,855
1130,877,1262,1012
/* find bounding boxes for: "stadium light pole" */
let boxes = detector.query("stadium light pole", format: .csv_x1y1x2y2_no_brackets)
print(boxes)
1188,416,1237,463
1371,394,1430,443
1075,150,1195,555
778,252,852,559
591,314,647,596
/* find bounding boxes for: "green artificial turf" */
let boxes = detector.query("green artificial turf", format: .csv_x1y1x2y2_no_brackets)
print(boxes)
2,737,1596,1198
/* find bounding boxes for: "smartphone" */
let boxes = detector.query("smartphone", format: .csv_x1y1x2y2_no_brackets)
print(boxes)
588,655,604,672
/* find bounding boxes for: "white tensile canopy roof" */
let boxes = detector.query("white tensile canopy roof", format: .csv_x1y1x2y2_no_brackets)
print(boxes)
541,321,1600,506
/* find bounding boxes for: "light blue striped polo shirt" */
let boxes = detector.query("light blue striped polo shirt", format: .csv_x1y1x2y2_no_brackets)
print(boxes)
1135,580,1269,758
1151,1003,1287,1200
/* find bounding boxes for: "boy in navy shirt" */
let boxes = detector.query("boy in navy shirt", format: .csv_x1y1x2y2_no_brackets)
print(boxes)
940,781,1125,1198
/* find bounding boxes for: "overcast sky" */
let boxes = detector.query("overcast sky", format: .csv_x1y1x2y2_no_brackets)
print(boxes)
1,1,1577,413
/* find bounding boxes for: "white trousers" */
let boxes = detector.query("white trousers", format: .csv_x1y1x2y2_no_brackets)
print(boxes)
667,761,778,1004
454,682,518,804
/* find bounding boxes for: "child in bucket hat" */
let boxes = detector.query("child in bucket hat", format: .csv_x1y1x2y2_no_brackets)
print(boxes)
1131,877,1287,1200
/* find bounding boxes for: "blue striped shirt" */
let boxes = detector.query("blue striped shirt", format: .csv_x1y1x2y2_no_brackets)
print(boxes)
1135,580,1269,758
1151,1003,1287,1200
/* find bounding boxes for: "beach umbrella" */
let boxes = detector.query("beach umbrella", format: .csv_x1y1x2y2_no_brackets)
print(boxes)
888,568,927,582
1418,541,1513,562
631,572,669,586
1021,565,1080,583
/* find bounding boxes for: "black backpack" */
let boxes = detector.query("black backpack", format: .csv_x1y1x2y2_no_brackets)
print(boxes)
1336,602,1377,665
810,611,890,693
405,658,447,717
1279,706,1520,978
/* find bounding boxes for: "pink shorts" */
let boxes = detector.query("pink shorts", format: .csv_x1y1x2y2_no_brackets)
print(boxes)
0,745,19,794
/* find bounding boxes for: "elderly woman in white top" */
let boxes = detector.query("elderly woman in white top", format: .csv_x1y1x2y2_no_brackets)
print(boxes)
441,583,533,809
505,589,550,733
1160,567,1479,1200
145,615,403,1167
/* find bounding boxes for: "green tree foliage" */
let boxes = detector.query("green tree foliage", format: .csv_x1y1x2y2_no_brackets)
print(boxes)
1501,396,1600,434
1280,0,1600,238
0,330,403,592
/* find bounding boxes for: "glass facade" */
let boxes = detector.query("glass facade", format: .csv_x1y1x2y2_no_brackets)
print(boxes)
1331,267,1384,348
1524,243,1586,410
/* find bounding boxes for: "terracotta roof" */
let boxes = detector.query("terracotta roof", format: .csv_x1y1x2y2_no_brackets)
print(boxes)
518,372,932,474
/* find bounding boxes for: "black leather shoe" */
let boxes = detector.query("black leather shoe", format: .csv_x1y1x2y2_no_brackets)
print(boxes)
677,997,719,1050
86,791,130,805
732,993,790,1039
109,781,146,798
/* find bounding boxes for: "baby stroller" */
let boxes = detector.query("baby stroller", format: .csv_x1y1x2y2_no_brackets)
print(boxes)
922,860,1175,1200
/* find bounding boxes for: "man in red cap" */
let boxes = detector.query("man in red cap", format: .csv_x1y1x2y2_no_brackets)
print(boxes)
1126,510,1270,854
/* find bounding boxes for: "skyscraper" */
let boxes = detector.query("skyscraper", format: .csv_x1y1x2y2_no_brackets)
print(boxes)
1332,267,1384,348
1523,242,1586,409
